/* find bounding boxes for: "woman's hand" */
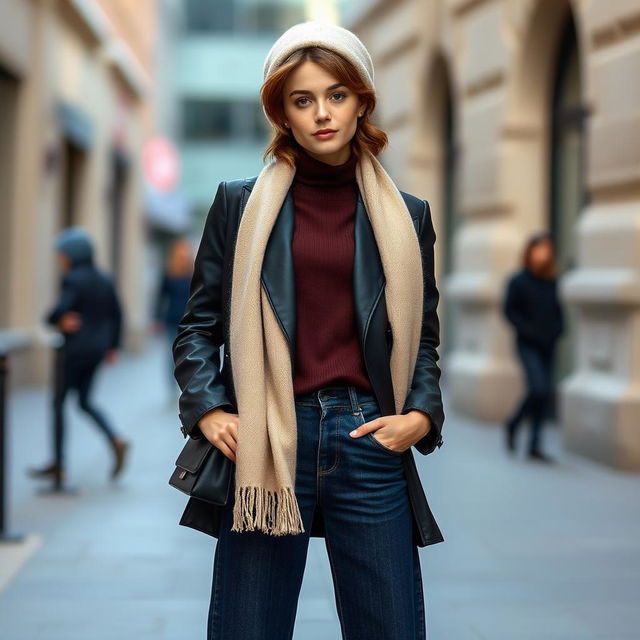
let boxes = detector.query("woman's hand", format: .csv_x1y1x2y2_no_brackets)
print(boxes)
198,407,239,462
349,410,431,453
59,311,82,333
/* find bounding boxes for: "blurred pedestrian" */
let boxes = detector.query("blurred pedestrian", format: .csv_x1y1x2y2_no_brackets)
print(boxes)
502,231,564,463
28,226,130,485
153,237,193,390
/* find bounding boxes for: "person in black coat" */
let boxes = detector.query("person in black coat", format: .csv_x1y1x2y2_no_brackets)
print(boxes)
28,227,130,485
153,237,193,391
502,231,564,463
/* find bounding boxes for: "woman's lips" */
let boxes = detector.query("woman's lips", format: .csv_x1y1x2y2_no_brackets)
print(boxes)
313,130,336,140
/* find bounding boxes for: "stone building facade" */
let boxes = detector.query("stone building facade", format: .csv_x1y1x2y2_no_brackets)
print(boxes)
347,0,640,469
0,0,156,384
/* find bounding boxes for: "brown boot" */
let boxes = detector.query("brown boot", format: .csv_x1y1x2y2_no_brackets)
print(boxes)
110,439,130,479
27,462,65,481
28,462,67,488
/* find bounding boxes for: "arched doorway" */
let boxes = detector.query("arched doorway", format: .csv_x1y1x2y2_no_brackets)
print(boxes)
549,12,588,383
438,58,459,358
0,66,19,328
408,51,458,364
504,0,587,413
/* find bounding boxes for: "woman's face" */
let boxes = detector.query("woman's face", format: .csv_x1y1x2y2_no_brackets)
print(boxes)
170,238,194,276
529,239,554,271
282,60,363,165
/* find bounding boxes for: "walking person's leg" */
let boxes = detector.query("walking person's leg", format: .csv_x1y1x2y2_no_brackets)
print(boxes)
505,339,545,452
527,346,555,456
28,348,73,482
207,396,320,640
53,352,73,473
504,393,533,452
511,341,554,460
318,386,424,640
75,357,129,478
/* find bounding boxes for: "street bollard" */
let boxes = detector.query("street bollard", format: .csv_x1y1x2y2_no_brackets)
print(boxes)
0,330,30,543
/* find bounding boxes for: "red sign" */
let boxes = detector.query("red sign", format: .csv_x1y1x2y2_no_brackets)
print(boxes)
143,137,180,191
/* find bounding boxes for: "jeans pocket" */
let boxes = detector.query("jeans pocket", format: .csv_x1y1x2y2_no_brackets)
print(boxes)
366,432,405,456
357,403,405,457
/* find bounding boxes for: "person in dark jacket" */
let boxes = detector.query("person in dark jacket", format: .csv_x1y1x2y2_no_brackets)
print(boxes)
28,227,130,485
502,231,564,463
153,237,193,390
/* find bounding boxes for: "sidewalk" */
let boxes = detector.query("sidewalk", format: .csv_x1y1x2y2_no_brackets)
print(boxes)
0,337,639,639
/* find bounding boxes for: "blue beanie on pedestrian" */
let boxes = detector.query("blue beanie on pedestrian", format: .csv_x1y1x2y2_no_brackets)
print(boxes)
54,226,94,264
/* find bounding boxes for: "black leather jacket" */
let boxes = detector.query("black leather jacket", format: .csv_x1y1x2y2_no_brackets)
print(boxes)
172,177,446,546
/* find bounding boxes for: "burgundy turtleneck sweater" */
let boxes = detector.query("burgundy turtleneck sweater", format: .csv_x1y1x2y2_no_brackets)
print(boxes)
291,147,374,395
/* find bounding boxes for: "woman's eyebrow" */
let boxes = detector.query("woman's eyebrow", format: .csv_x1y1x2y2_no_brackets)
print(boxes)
289,82,345,97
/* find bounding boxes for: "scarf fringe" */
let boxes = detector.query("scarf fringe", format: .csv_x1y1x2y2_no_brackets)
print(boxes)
230,485,305,536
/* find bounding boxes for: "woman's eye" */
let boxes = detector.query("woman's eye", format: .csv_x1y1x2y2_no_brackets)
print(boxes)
295,92,347,107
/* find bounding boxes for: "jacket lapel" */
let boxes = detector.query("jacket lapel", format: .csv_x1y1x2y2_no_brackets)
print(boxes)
259,186,385,358
352,189,386,345
260,183,297,354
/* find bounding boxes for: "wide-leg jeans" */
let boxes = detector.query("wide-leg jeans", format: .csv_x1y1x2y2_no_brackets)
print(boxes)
207,385,427,639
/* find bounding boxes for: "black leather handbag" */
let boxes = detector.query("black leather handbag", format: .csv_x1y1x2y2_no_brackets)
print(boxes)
169,435,233,505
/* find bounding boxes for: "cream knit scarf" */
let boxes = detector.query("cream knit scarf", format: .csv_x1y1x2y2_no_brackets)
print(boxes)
228,147,424,536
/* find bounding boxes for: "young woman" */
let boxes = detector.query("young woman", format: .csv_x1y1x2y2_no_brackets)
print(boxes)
173,21,445,640
503,231,564,463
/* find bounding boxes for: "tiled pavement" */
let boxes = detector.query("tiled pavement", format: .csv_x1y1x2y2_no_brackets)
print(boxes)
1,336,639,639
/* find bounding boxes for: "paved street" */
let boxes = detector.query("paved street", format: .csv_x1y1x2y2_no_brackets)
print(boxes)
1,336,639,639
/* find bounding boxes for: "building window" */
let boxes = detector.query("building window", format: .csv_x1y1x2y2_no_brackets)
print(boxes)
182,98,269,142
184,0,304,35
185,0,233,33
182,99,231,140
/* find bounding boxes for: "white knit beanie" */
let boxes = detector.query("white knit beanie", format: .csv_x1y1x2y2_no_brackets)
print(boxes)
262,21,375,90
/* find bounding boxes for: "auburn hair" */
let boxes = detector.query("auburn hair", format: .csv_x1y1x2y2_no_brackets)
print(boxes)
260,46,388,167
522,231,557,279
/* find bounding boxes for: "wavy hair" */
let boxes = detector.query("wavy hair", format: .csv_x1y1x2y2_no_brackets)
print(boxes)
260,46,388,167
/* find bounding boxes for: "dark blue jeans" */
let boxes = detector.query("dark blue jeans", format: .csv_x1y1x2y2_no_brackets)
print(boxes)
507,338,555,452
53,351,117,467
207,385,426,639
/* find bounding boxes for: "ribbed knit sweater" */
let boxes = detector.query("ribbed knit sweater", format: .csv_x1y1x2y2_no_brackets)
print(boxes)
291,146,374,395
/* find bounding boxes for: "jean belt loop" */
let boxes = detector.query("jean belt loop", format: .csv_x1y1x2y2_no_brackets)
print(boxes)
347,386,360,415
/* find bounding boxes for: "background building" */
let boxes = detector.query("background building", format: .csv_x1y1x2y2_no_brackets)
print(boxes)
346,0,640,470
0,0,156,384
174,0,307,224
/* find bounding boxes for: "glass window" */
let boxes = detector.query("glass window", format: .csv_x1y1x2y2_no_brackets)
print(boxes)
185,0,234,33
184,0,305,35
182,99,269,142
182,99,232,140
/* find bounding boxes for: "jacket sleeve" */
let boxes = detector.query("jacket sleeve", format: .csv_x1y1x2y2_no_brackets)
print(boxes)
401,199,445,456
45,273,79,327
172,181,235,439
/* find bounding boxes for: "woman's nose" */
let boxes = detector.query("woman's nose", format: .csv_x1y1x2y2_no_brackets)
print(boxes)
316,101,330,120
